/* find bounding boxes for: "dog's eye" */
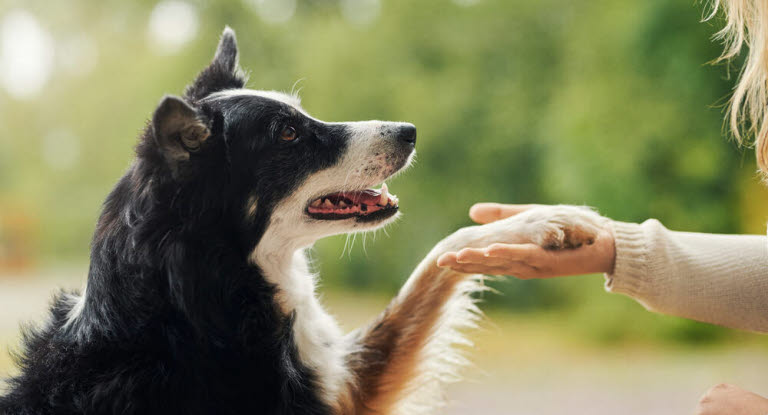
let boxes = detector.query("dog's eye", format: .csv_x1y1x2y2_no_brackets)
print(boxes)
280,126,298,141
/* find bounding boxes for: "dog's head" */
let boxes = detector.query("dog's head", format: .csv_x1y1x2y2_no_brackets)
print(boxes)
143,27,415,251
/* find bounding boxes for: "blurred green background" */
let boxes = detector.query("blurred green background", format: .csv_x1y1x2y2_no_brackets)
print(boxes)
1,0,767,413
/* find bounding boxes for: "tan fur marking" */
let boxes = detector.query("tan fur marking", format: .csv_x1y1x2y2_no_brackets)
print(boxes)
561,225,596,248
332,386,357,415
338,263,471,414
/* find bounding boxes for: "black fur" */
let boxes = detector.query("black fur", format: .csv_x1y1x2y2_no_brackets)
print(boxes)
185,27,245,104
0,28,352,415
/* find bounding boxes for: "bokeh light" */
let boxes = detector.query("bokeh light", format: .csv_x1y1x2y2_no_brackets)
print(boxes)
147,1,199,55
452,0,481,6
340,0,381,26
246,0,297,24
0,9,54,100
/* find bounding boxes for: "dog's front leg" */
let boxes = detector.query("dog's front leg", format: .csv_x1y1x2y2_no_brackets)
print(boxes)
336,205,607,415
337,250,481,415
335,227,497,415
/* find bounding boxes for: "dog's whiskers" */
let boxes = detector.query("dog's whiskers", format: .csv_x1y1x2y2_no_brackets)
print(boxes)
340,233,352,259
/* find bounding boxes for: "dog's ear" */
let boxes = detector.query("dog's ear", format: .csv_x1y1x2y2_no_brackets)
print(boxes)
152,95,211,164
185,26,246,103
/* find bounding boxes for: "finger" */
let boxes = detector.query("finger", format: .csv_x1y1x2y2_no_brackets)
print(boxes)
437,252,459,267
451,263,541,279
487,243,610,276
440,253,542,278
455,248,488,263
485,243,541,261
469,203,540,224
442,263,515,276
456,248,515,267
484,244,578,276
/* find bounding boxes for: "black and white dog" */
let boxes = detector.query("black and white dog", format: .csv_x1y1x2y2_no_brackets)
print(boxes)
0,28,602,415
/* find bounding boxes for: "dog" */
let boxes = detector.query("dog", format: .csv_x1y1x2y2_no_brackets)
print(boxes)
0,27,604,415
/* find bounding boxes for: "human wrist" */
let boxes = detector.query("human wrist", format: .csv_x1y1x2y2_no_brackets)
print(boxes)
595,227,616,274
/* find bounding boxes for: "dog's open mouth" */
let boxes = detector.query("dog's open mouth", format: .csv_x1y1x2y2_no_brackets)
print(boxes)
306,183,399,221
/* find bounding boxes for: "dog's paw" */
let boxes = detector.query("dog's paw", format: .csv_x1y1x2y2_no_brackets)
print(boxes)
514,205,607,249
434,205,608,255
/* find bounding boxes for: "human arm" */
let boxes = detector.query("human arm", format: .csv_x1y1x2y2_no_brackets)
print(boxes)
437,203,768,333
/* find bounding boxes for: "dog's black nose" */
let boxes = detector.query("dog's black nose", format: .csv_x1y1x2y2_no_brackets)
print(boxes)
396,124,417,146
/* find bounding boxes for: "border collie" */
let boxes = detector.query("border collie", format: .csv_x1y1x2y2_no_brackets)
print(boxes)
0,27,603,415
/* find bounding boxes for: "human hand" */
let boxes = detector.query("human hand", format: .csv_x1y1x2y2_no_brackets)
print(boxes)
696,383,768,415
436,203,615,279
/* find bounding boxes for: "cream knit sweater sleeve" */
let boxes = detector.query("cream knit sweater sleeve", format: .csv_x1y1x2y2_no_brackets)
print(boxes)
605,219,768,333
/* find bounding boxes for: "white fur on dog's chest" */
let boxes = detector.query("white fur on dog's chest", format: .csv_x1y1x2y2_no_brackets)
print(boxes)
251,242,349,407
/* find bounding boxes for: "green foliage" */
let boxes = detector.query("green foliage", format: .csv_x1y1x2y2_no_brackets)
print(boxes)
0,0,761,344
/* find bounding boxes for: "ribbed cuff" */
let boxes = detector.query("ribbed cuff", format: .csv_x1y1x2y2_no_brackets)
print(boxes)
604,220,651,299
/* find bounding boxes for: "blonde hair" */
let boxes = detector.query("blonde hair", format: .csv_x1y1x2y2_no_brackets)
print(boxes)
707,0,768,176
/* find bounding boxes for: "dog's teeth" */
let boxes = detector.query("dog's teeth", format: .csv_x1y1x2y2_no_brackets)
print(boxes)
390,194,398,206
323,199,334,209
379,183,389,206
311,199,321,208
339,200,348,208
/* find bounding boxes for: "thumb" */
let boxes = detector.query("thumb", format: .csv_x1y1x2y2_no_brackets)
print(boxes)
469,203,540,224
